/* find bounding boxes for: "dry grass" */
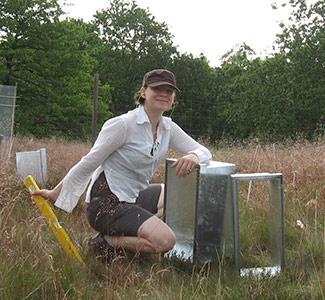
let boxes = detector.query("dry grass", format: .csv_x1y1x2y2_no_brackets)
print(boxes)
10,135,90,185
0,136,324,299
219,140,325,206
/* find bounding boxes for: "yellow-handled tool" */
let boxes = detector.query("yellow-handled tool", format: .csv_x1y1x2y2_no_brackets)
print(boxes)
24,175,85,266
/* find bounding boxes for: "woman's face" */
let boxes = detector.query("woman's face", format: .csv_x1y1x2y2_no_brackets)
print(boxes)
142,85,175,113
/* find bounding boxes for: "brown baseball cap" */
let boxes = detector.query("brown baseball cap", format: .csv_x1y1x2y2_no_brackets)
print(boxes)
143,69,180,91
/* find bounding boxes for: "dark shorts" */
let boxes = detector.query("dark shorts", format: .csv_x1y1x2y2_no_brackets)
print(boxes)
86,172,162,237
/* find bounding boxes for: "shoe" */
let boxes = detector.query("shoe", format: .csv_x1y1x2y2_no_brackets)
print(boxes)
89,232,116,263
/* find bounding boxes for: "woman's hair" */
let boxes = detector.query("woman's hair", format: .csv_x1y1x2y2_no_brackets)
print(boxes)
134,85,146,105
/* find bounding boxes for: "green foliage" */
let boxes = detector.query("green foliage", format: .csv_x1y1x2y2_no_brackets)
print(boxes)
275,0,325,138
0,0,324,140
93,0,177,115
213,0,325,141
170,53,219,140
217,48,298,140
0,0,111,139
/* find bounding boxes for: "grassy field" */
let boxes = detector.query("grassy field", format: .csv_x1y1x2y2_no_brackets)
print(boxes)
0,136,324,299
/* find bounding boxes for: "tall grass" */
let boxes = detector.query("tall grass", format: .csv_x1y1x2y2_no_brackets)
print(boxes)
0,136,324,299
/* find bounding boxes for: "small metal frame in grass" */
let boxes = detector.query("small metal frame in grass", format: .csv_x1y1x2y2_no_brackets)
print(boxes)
231,173,285,277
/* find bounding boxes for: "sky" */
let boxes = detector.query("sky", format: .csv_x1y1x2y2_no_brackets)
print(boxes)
59,0,310,67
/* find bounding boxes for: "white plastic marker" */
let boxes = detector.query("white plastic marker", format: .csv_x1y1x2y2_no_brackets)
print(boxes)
24,175,85,266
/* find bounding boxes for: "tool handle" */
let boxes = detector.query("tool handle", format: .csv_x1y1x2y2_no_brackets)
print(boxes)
24,175,85,266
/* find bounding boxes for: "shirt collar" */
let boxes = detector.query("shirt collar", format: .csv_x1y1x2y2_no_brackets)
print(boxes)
136,105,171,130
136,105,150,125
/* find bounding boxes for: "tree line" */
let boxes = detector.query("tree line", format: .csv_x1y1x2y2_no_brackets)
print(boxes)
0,0,324,141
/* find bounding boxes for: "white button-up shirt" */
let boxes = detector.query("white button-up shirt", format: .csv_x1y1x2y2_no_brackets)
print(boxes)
55,105,212,213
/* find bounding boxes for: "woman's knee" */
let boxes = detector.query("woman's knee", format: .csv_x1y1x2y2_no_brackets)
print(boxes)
148,229,176,253
158,229,176,253
138,217,176,253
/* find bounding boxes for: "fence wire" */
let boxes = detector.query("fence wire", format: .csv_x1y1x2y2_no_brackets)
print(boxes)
0,84,17,160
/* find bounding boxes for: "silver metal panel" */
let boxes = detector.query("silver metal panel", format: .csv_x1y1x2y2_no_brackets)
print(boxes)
164,159,236,264
196,161,236,264
164,159,198,261
0,84,17,137
269,177,285,268
16,148,47,187
0,84,17,160
240,266,281,277
231,173,283,181
231,173,284,276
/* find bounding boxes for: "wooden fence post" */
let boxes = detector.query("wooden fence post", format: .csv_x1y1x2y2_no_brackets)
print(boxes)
92,73,99,145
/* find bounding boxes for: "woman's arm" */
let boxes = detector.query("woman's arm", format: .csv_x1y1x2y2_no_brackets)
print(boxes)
35,117,127,212
169,122,212,176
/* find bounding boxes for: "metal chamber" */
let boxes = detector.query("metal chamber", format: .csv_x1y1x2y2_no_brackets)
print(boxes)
231,173,285,276
164,159,236,264
164,160,285,275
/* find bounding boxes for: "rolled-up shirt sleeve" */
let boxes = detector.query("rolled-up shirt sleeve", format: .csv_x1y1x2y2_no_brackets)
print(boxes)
55,117,127,212
169,122,212,162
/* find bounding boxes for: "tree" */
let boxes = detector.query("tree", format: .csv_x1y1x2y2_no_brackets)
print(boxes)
17,19,111,138
170,53,219,140
0,0,110,138
275,0,325,137
0,0,63,85
93,0,177,115
216,44,261,139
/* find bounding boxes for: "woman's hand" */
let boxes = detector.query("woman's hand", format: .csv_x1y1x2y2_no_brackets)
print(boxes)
32,189,57,205
32,180,63,205
171,153,199,176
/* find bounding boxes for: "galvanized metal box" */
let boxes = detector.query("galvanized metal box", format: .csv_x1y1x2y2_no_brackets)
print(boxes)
164,159,236,264
16,148,47,187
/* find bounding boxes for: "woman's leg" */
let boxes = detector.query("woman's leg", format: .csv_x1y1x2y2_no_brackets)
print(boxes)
108,183,174,253
110,215,175,253
155,184,164,219
88,174,174,254
135,183,165,219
